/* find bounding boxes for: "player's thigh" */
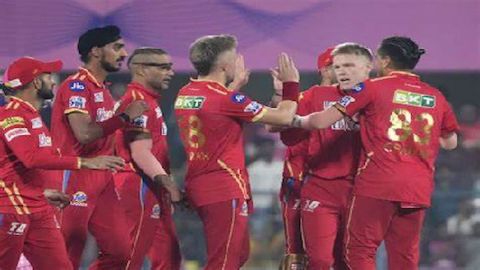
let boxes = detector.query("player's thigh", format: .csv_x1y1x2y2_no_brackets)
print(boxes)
23,210,72,270
0,213,28,270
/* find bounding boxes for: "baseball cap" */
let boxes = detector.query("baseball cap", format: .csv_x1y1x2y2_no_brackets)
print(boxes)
317,47,334,70
4,57,63,89
77,25,122,57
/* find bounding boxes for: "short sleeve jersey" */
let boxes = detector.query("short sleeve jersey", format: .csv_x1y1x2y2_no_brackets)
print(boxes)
334,72,459,206
51,68,116,157
175,79,267,207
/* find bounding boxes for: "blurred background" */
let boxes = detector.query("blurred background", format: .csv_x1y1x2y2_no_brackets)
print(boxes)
4,0,479,269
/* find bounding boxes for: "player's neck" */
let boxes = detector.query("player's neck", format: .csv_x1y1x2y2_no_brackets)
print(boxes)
197,73,227,87
83,62,108,84
14,90,42,111
131,78,158,94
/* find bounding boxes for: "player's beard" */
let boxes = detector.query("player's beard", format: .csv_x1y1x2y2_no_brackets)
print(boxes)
100,55,122,72
37,81,54,100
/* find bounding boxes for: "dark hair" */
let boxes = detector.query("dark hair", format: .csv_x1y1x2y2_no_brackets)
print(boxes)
332,42,373,62
189,35,237,76
378,36,425,70
127,47,168,67
78,25,122,63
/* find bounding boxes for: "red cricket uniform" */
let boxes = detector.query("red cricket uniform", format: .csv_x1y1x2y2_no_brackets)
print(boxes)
0,97,78,270
334,72,459,270
51,67,130,269
175,79,268,270
283,86,361,270
113,82,181,270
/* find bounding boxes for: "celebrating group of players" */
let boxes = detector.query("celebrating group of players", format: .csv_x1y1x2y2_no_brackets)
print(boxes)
0,24,459,270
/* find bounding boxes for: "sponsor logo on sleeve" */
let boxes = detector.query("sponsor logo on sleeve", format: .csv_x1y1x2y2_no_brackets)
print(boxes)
132,115,148,128
175,96,206,109
0,117,25,130
71,191,88,207
4,128,30,142
95,108,114,122
243,101,263,114
338,95,355,107
155,107,162,118
69,81,86,92
393,90,436,108
231,93,246,104
38,133,52,147
94,92,104,103
352,82,365,92
30,117,43,129
68,96,86,109
150,204,161,219
161,122,167,135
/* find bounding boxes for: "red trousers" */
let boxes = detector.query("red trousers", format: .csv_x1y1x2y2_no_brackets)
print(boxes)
60,169,131,269
0,209,72,270
279,177,304,254
344,195,425,270
197,199,250,270
300,177,352,270
114,172,181,270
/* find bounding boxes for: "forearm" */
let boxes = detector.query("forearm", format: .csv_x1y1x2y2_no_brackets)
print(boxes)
130,139,167,179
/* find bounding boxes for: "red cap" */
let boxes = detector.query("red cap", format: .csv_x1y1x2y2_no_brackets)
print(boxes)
317,47,334,70
4,57,62,89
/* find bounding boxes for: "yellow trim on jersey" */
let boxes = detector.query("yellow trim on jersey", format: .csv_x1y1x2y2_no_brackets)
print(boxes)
251,108,267,122
221,203,236,270
370,75,396,82
190,78,227,88
344,195,357,270
217,159,249,200
356,151,373,176
12,183,30,215
9,97,36,112
64,108,89,115
0,180,24,215
206,85,228,95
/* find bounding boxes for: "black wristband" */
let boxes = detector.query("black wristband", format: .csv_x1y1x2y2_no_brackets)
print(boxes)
118,112,130,123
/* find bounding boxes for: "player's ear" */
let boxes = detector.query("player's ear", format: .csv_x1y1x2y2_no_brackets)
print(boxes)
31,77,42,90
90,47,102,59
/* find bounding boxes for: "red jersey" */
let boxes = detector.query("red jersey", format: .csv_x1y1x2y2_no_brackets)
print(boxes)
0,97,79,214
175,79,267,207
115,82,170,173
335,72,459,206
51,68,116,157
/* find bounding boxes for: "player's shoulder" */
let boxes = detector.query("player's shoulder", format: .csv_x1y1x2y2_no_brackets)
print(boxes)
0,103,28,131
58,70,94,94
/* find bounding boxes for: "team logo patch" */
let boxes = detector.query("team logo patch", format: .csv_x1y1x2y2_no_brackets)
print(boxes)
96,108,114,122
69,81,86,92
393,90,436,108
150,204,161,219
94,92,104,103
231,93,246,104
38,133,52,147
243,101,262,114
352,82,365,92
71,191,88,207
132,115,148,128
30,117,43,129
0,117,25,130
68,96,86,109
338,95,355,107
155,107,162,118
4,128,30,142
175,96,206,109
239,201,249,217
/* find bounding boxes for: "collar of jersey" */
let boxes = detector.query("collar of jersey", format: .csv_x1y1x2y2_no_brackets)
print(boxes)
78,67,105,88
8,96,37,112
127,82,161,99
389,71,419,78
189,78,230,91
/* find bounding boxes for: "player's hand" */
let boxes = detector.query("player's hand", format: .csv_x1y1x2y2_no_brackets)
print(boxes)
270,68,283,93
80,156,125,171
124,100,149,120
228,54,250,90
44,189,70,209
154,174,183,202
174,191,193,212
276,53,299,83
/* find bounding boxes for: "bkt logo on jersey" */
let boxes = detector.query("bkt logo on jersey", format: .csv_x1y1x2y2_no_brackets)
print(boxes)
71,191,88,207
231,93,246,104
69,81,86,92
